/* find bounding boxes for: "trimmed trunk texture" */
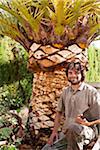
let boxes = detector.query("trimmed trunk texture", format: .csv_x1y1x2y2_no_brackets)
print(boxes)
28,43,88,72
29,70,68,149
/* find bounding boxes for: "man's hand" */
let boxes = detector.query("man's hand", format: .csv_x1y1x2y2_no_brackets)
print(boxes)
76,115,100,126
47,131,58,145
47,111,61,145
75,114,91,126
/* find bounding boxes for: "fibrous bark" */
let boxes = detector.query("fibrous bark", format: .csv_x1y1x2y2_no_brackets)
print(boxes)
29,70,68,149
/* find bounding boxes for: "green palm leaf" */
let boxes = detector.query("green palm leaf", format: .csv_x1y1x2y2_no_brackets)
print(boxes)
0,0,100,49
0,0,44,39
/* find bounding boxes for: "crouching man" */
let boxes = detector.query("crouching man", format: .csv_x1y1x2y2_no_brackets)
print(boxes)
47,62,100,150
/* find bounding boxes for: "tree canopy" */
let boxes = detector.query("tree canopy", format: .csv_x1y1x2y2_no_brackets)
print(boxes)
0,0,100,51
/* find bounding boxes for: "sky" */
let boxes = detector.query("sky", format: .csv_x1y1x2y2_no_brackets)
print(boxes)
90,40,100,49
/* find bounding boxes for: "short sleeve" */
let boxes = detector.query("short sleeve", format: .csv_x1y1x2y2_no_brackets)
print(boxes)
56,89,65,112
88,89,100,121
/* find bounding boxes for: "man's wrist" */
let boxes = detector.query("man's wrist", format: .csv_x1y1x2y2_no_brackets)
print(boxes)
88,120,100,126
52,128,58,133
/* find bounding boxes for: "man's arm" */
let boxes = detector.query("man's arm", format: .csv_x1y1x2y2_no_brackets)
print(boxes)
75,114,100,127
48,111,62,145
76,88,100,127
53,111,62,132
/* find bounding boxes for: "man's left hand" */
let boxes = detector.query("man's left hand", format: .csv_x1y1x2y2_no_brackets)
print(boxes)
75,114,91,126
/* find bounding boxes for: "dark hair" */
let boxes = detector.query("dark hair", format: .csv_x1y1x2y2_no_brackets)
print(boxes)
65,62,85,81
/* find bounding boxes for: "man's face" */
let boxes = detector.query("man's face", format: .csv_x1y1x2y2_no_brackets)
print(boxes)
68,68,82,85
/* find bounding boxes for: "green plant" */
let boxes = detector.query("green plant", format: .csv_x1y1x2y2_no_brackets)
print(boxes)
0,144,18,150
86,44,100,82
0,113,23,149
0,36,33,109
0,127,12,140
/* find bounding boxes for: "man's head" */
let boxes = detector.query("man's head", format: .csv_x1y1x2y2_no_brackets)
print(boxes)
65,62,85,85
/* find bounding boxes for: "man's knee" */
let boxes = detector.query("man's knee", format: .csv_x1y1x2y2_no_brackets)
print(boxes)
67,123,83,135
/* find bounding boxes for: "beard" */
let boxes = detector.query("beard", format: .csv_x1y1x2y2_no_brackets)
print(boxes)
68,78,81,85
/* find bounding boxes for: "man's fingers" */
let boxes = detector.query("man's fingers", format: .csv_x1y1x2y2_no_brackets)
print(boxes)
47,138,53,145
55,133,58,140
77,114,83,117
48,133,58,145
47,135,55,145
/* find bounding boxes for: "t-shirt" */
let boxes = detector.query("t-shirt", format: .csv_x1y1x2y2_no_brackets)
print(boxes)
57,82,100,132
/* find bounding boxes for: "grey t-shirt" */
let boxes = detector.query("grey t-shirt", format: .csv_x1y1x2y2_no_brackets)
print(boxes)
57,82,100,132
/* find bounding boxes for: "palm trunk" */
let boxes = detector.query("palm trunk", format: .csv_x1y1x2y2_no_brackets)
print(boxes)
29,70,68,149
27,43,88,149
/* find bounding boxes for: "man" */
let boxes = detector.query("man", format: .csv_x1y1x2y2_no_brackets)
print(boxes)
47,62,100,150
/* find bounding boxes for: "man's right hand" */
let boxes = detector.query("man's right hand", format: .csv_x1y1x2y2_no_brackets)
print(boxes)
47,131,58,145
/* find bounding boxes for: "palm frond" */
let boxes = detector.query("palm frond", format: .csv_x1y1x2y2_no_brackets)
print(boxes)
0,4,33,41
0,0,44,39
11,0,40,32
0,0,99,49
0,12,30,51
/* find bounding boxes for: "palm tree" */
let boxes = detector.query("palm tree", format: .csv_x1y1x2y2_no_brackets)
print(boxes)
0,0,100,148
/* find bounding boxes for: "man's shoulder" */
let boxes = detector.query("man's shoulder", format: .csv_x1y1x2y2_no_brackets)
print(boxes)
61,86,71,95
83,82,98,93
62,85,71,91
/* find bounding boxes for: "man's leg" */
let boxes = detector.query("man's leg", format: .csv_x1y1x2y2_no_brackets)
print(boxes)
64,123,96,150
42,133,67,150
65,123,82,150
42,124,95,150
